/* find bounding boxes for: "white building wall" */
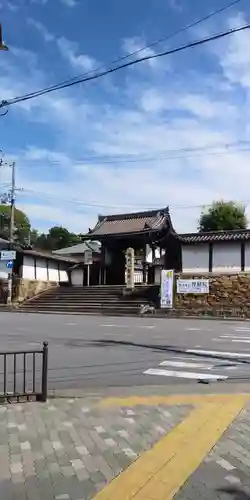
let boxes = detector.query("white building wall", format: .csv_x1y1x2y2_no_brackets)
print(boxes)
59,264,68,282
71,269,83,286
36,258,48,281
20,255,69,282
48,260,59,281
244,242,250,271
0,260,8,278
182,244,209,273
22,255,35,280
212,243,241,272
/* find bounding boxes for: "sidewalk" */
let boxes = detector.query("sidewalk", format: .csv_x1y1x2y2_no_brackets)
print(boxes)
0,392,250,500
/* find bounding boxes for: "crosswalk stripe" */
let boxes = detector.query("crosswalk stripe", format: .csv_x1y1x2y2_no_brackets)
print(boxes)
219,335,250,339
186,349,250,358
231,339,250,343
159,361,213,369
143,368,228,380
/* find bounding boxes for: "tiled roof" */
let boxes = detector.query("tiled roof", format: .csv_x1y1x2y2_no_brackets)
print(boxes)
19,247,78,263
87,207,173,238
178,229,250,244
54,240,101,255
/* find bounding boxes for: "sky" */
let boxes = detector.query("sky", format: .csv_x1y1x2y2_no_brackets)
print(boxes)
0,0,250,235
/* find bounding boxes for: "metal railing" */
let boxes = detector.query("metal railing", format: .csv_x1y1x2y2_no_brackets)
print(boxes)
0,341,48,403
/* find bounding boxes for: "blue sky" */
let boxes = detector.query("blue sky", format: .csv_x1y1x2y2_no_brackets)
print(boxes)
0,0,250,234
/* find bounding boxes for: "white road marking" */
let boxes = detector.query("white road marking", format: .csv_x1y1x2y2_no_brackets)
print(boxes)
185,327,201,331
65,322,77,326
234,328,250,332
187,349,250,358
100,324,155,329
231,339,250,343
160,361,213,369
143,368,228,380
100,324,129,328
220,335,250,339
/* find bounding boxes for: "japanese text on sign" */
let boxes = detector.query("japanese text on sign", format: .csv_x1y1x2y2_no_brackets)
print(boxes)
177,279,209,294
160,269,174,308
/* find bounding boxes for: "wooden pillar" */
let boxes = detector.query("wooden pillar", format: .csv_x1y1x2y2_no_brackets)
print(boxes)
98,264,102,285
151,245,155,284
241,242,245,271
142,244,147,283
208,243,213,272
101,245,105,285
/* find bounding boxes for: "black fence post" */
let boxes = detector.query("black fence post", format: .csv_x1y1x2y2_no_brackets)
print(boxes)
41,341,48,402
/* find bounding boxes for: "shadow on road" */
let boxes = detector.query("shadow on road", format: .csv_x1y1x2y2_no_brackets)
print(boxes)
90,338,250,367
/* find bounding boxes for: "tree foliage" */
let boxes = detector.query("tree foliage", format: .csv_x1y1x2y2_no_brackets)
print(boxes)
198,200,247,232
34,226,82,251
0,205,82,250
0,204,31,244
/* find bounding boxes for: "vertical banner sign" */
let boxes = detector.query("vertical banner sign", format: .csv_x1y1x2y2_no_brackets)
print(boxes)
160,269,174,308
125,247,135,289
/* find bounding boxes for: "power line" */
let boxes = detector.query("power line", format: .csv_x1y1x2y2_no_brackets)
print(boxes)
15,145,250,167
17,188,250,212
11,0,244,107
1,22,249,108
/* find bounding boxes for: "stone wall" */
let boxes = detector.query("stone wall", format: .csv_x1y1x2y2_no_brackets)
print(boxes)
174,273,250,318
13,279,58,304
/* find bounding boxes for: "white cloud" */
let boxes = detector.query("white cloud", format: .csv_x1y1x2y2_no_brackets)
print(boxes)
0,1,19,11
59,0,77,6
27,18,55,42
2,10,250,234
168,0,182,13
121,37,167,70
57,37,97,72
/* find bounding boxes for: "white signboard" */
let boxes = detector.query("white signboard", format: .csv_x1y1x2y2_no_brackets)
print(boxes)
84,250,93,265
160,269,174,309
1,250,16,261
177,279,209,294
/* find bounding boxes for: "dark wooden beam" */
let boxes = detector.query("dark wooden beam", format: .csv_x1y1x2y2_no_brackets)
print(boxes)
208,243,213,272
241,242,245,271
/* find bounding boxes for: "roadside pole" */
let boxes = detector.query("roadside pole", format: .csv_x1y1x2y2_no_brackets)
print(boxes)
6,162,15,305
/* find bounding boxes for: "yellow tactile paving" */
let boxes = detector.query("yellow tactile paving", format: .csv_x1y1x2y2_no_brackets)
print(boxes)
99,393,250,408
93,395,248,500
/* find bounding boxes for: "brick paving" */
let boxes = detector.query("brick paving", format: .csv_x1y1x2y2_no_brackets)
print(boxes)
0,398,191,500
175,403,250,500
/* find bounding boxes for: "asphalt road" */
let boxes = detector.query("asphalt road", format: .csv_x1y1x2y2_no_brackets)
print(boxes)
2,312,250,391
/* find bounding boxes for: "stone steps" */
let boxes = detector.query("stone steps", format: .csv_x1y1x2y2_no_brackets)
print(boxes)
19,285,155,316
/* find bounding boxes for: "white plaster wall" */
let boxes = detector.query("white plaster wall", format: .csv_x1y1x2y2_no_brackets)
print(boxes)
0,260,8,278
21,255,35,280
244,242,250,271
48,260,59,282
71,269,83,286
59,265,68,282
182,245,209,273
36,258,48,281
213,243,241,272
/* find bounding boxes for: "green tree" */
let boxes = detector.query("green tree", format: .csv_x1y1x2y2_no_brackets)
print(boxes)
0,204,31,244
198,200,247,232
35,226,82,251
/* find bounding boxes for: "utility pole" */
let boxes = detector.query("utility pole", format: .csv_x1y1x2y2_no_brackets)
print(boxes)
6,161,15,305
